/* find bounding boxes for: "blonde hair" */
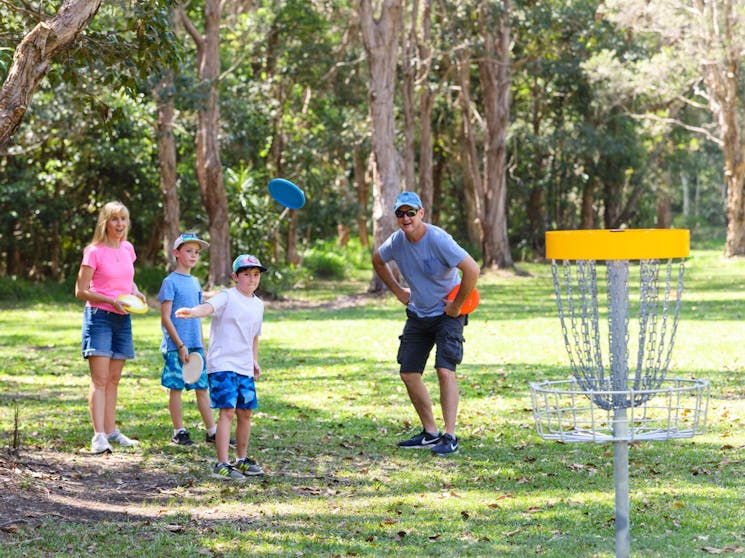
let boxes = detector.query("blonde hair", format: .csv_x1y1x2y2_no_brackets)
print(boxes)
91,201,130,245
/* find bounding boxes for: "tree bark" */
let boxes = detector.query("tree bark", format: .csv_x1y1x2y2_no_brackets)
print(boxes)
705,0,745,256
417,0,434,211
181,1,231,287
353,146,371,248
401,0,418,192
0,0,101,146
478,1,513,269
155,72,180,273
359,0,404,292
455,48,484,248
581,176,596,229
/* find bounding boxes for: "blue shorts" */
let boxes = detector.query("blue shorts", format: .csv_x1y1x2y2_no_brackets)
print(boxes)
81,306,135,360
397,310,467,373
208,371,258,410
161,348,208,390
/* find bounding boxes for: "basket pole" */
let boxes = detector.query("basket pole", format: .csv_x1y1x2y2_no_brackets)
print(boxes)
608,260,631,558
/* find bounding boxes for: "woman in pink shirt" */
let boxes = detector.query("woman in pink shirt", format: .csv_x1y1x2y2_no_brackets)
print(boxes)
75,201,146,454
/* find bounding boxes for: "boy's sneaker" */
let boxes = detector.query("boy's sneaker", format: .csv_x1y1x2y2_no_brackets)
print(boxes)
397,430,442,449
206,432,236,448
431,433,459,455
211,462,246,481
171,430,195,446
107,429,139,447
91,433,113,454
234,457,264,476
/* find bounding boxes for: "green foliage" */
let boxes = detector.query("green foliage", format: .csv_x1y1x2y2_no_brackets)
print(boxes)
0,0,733,280
303,246,350,280
0,275,76,306
302,238,372,280
259,263,312,299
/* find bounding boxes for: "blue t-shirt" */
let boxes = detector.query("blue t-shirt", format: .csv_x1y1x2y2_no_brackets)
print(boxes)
158,272,204,352
378,224,468,317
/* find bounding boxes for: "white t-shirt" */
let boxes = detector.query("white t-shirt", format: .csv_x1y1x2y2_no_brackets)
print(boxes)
206,287,263,376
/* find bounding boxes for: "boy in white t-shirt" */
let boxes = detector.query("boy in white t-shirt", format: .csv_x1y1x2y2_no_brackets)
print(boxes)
175,254,267,481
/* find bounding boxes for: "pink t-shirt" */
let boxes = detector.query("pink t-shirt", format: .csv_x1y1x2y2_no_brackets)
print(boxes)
81,241,137,314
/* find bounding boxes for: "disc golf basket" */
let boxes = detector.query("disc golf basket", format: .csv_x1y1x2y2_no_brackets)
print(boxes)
529,229,709,558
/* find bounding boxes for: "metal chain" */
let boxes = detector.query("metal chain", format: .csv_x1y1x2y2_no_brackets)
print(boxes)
552,257,685,411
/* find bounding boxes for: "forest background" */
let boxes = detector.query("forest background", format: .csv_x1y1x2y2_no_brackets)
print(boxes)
1,0,743,295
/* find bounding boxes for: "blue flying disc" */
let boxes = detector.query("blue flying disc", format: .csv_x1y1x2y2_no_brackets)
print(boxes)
268,178,305,209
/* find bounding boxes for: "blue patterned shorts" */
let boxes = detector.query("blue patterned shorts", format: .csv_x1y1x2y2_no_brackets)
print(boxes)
208,371,258,410
161,348,208,390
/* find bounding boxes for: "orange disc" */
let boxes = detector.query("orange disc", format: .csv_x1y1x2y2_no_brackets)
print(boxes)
447,284,480,314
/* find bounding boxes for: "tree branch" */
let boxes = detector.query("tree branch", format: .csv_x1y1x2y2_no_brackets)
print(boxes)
178,5,204,48
628,112,723,147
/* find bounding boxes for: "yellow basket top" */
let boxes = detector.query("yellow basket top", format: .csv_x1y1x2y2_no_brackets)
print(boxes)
545,229,690,260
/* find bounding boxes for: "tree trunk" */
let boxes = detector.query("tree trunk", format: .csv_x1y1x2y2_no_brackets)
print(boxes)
694,0,745,255
286,210,301,265
455,49,484,247
417,0,434,211
0,0,101,146
401,0,418,192
477,1,513,269
656,173,672,229
359,0,404,292
181,1,231,287
353,146,371,248
581,177,596,229
155,72,180,272
527,187,545,253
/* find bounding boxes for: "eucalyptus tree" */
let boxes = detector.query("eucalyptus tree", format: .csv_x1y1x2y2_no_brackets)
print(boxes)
445,1,513,268
597,0,745,255
0,0,100,146
179,1,233,286
359,0,404,291
0,0,180,279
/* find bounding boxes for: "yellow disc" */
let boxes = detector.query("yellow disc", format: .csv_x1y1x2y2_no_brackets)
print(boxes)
545,229,690,261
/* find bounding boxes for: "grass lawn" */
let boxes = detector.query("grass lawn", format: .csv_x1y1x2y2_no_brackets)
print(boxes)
1,247,744,557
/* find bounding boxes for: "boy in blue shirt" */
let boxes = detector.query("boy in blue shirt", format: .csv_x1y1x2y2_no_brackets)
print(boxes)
158,233,217,446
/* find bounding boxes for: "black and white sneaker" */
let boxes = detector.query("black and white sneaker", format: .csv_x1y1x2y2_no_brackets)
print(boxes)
431,433,459,455
171,430,195,446
397,430,442,449
205,432,236,448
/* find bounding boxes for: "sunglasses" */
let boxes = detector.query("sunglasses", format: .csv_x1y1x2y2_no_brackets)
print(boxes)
395,209,419,218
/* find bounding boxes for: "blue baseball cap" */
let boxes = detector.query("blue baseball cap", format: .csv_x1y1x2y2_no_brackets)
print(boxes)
393,191,423,211
174,232,209,250
232,254,268,273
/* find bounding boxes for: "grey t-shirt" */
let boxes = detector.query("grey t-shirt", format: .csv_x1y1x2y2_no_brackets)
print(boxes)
378,224,468,317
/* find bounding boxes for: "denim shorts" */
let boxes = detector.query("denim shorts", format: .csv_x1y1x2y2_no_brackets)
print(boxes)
81,306,135,360
161,348,208,391
397,310,467,373
208,371,258,410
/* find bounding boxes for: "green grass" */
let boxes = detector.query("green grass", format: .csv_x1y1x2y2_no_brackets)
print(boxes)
1,247,745,557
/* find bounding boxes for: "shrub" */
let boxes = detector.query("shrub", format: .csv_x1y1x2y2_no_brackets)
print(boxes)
303,247,350,279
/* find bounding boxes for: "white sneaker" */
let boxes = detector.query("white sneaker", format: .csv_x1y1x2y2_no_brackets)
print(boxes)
107,429,139,447
91,433,113,454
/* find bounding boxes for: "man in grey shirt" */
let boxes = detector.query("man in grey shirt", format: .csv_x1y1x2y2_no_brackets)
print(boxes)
372,192,480,455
